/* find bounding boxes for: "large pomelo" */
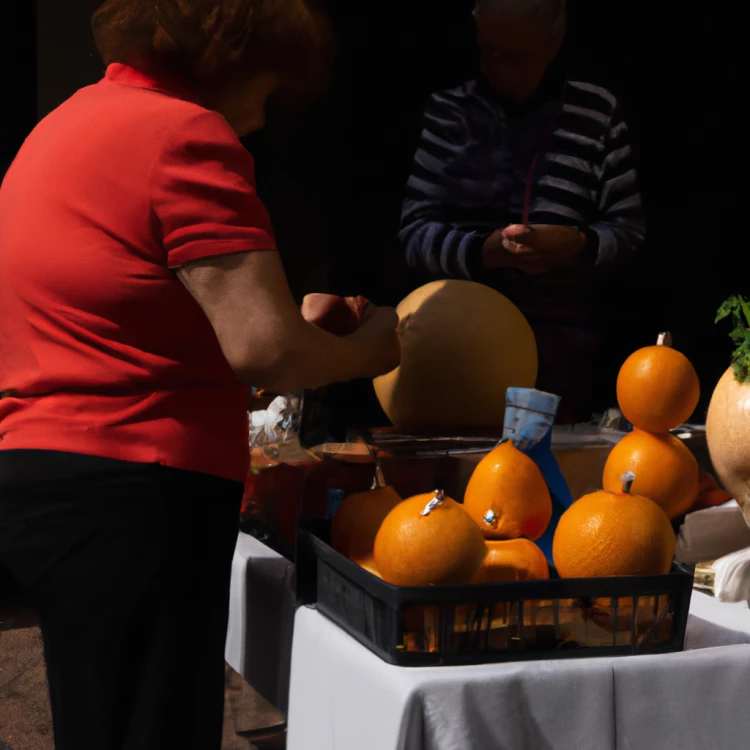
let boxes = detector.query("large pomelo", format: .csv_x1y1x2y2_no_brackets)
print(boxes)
373,280,537,430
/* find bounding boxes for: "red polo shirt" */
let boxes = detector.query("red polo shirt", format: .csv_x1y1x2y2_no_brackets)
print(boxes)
0,64,276,482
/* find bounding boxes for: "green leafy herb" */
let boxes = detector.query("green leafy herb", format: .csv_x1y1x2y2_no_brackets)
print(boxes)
716,295,750,383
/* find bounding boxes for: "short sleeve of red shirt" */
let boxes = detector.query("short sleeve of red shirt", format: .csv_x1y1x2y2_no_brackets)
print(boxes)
150,110,276,268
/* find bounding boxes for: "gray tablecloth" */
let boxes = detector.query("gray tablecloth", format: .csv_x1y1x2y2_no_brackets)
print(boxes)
287,593,750,750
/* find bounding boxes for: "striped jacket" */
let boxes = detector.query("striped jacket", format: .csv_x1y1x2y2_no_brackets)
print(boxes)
399,77,645,325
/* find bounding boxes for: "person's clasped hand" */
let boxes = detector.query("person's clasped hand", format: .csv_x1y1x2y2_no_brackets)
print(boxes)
483,224,588,274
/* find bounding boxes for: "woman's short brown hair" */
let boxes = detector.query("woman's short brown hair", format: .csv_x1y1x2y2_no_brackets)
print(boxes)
92,0,334,97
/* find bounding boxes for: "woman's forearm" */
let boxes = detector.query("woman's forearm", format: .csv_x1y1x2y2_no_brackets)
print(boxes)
176,250,398,392
247,320,379,392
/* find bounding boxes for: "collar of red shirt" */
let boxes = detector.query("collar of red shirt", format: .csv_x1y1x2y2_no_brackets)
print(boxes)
105,63,202,105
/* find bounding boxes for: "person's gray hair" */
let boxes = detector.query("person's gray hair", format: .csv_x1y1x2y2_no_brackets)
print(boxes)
474,0,566,32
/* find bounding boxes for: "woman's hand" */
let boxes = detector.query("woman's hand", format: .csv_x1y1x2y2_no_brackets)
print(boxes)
483,224,588,274
300,293,399,376
301,293,370,336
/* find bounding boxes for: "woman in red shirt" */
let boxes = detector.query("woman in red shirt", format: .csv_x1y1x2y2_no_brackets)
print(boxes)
0,2,399,748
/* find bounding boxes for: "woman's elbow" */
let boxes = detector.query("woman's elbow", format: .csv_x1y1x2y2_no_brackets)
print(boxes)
223,340,301,392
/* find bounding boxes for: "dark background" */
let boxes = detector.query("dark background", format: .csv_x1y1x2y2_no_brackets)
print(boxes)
3,2,744,431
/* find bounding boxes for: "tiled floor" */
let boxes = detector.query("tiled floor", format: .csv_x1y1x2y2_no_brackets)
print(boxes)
223,668,286,749
0,628,286,750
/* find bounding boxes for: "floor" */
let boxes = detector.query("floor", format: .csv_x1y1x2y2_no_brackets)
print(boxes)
0,627,286,750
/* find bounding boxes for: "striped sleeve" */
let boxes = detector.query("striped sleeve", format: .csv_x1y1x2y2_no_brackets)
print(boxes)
398,94,488,280
589,102,645,265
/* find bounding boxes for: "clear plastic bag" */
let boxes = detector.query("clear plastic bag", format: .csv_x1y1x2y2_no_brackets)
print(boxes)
248,392,305,449
242,391,318,556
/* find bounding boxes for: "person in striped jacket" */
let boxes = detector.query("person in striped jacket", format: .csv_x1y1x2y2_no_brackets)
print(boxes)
399,0,645,423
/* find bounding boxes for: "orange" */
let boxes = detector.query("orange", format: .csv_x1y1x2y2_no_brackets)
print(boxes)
373,491,488,586
616,334,700,433
697,470,720,496
553,482,676,578
692,488,734,512
463,440,552,540
357,557,384,579
602,430,699,519
331,484,402,562
472,539,549,583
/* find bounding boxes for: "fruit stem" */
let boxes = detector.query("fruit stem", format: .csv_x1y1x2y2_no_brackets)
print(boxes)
656,332,672,347
621,471,636,494
372,460,387,490
421,489,445,517
365,443,388,490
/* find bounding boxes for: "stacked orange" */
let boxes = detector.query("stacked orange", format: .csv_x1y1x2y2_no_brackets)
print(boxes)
333,471,489,587
462,441,552,582
552,472,676,578
603,332,701,520
552,333,702,579
330,470,402,578
373,491,488,586
338,439,555,587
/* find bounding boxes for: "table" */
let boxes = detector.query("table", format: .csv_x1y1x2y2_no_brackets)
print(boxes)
286,593,750,750
226,428,716,721
225,533,295,713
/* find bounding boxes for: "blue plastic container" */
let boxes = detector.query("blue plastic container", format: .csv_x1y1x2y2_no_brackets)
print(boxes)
502,388,575,561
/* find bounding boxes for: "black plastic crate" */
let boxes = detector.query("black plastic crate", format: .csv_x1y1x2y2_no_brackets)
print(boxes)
296,521,695,667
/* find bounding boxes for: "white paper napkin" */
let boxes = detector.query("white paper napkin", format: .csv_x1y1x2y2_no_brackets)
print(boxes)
674,501,750,565
714,547,750,605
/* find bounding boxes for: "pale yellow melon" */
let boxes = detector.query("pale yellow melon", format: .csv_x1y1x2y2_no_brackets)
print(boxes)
373,280,537,430
707,366,750,525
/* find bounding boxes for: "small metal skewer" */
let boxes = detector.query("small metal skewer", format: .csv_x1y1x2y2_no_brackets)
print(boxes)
365,442,388,489
421,489,445,516
621,471,636,494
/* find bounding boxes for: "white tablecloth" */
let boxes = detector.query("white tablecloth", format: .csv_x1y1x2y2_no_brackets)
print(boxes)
686,591,750,648
287,593,750,750
225,533,295,712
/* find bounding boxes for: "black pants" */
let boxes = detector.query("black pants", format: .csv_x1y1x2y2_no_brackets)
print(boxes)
0,450,242,750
